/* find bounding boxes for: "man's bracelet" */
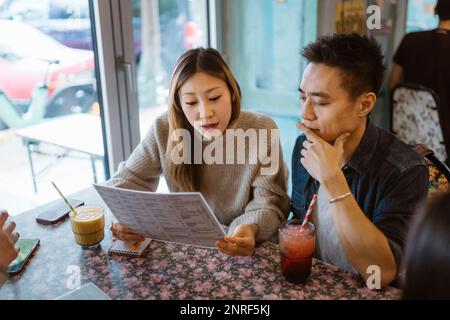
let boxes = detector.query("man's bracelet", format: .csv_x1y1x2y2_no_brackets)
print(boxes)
329,192,352,204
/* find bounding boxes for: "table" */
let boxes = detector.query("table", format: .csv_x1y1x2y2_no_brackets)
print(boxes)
15,114,104,193
0,188,401,300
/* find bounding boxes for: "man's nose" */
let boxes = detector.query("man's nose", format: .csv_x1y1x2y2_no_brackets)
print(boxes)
300,98,315,121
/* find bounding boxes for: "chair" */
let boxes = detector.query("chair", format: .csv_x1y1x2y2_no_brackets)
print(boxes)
414,144,450,196
391,83,447,162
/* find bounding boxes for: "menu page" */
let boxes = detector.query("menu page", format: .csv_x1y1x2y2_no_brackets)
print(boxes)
93,184,226,248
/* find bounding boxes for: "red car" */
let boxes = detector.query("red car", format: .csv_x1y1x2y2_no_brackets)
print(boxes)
0,19,94,109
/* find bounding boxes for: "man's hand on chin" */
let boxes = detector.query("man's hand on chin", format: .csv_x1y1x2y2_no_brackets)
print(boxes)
296,122,350,185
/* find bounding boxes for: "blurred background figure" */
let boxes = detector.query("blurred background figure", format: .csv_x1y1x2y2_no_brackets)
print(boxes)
402,191,450,299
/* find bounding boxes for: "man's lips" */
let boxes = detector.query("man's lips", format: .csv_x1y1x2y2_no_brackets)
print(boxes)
301,125,320,132
299,120,319,131
305,125,320,133
201,123,219,130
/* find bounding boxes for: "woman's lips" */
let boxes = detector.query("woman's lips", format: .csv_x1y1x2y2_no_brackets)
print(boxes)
201,123,219,130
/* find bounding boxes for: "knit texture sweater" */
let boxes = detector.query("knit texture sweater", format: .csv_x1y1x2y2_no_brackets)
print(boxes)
106,111,290,241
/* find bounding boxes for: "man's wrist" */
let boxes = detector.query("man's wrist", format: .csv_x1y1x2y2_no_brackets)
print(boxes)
321,170,350,200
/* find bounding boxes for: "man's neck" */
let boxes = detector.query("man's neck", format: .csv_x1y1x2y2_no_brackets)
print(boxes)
342,120,367,165
439,20,450,30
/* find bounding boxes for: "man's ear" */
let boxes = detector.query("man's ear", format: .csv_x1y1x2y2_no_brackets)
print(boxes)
357,92,376,117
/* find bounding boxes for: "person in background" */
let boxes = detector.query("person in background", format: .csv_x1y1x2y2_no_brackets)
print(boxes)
402,191,450,299
0,210,20,288
390,0,450,163
292,33,428,288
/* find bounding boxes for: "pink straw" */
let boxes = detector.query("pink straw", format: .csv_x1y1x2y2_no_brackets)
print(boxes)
301,193,318,229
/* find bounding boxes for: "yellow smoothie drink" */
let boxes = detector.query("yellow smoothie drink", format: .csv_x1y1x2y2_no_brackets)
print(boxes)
70,206,105,249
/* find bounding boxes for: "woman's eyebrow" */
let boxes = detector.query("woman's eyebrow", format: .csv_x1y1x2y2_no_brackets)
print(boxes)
204,86,221,94
182,86,221,96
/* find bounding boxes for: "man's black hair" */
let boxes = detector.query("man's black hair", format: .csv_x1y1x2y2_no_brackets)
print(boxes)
302,33,386,99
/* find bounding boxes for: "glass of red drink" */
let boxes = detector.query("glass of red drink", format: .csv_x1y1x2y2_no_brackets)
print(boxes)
278,219,315,284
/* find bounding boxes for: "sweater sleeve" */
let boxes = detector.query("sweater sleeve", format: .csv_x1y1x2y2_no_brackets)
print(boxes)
227,120,290,242
105,120,164,192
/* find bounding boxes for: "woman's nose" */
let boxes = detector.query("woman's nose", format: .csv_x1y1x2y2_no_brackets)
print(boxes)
199,102,214,119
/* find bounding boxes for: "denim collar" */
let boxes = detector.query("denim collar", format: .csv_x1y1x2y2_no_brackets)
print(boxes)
346,119,379,174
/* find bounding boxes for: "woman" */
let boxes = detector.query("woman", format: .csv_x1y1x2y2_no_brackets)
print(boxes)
107,48,290,256
402,191,450,299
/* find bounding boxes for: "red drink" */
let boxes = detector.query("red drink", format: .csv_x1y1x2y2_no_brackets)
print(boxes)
279,220,315,284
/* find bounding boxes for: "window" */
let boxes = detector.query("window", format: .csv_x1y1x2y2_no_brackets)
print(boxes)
0,0,107,215
133,0,209,137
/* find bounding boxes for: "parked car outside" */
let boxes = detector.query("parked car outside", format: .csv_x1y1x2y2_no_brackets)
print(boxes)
0,19,94,109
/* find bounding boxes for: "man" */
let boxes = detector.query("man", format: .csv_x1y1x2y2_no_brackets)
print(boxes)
292,33,428,288
390,0,450,163
0,210,19,287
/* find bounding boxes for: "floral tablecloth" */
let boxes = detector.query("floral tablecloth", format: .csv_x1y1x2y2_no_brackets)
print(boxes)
0,188,400,300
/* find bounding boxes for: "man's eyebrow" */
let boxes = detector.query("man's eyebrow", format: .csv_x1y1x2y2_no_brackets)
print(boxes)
182,86,221,96
310,92,331,99
298,88,331,99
